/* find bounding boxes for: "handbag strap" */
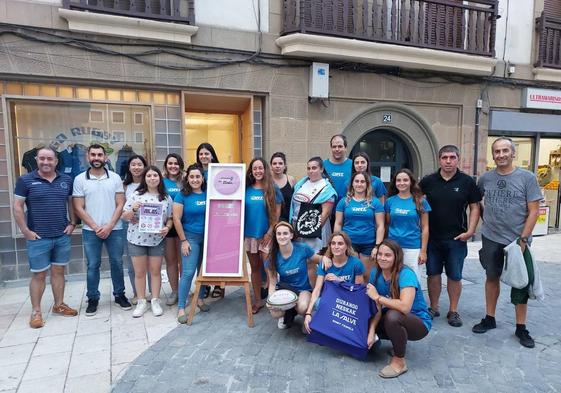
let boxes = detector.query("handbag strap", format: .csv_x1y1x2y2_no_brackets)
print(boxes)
309,184,328,204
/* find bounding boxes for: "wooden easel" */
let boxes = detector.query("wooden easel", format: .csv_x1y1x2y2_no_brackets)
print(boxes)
186,262,254,327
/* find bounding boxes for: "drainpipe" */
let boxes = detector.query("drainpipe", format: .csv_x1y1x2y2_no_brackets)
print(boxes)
473,97,483,177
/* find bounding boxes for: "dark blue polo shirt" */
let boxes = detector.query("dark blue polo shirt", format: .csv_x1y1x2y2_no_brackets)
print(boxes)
14,170,73,238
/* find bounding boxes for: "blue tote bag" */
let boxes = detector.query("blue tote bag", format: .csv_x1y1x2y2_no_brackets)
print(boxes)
307,281,376,360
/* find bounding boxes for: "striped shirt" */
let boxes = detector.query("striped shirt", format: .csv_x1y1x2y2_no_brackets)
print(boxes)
14,170,72,238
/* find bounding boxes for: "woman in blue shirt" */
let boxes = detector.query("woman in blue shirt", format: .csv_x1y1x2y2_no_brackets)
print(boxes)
304,232,365,334
266,221,324,329
335,171,385,282
162,153,184,306
385,169,431,282
346,152,387,204
173,164,209,323
245,157,282,314
367,239,431,378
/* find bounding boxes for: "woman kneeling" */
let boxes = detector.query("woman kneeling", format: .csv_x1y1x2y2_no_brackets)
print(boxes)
266,222,324,329
367,239,431,378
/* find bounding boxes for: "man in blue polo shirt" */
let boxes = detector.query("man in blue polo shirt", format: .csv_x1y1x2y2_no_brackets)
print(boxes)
324,135,352,230
73,144,131,316
13,147,78,328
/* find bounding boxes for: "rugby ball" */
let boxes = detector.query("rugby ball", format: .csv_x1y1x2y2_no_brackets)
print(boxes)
266,289,298,311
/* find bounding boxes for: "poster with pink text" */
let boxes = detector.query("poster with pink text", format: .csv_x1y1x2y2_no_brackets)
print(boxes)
202,164,246,277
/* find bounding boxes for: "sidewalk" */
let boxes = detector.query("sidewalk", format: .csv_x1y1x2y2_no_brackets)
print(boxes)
1,234,560,393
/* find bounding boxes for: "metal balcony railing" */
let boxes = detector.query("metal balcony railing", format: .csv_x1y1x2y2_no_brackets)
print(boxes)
536,12,561,69
62,0,195,24
282,0,498,57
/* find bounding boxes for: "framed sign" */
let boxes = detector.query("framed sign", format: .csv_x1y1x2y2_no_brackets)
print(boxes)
202,163,246,277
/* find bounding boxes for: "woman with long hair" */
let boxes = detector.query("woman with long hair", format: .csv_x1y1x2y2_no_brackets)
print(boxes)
385,169,431,282
348,152,387,204
122,154,148,303
196,142,219,180
290,157,337,253
270,152,295,223
173,164,209,323
334,171,385,282
245,157,282,314
366,239,431,378
121,166,173,317
266,221,324,330
303,232,365,334
162,153,184,306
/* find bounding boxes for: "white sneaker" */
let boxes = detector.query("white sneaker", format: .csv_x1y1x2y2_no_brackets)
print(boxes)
151,298,163,317
132,299,148,318
277,317,289,330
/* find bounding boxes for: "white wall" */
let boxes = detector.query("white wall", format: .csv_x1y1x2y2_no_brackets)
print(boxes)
195,0,269,32
494,0,534,65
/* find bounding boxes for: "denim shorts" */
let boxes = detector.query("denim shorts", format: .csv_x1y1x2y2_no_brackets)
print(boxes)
127,241,165,257
353,242,375,256
27,235,71,273
426,239,467,281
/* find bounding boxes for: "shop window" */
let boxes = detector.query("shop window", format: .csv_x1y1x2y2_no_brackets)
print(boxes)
9,100,152,180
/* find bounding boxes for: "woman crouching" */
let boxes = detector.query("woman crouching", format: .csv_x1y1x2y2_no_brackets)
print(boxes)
266,221,324,330
367,239,431,378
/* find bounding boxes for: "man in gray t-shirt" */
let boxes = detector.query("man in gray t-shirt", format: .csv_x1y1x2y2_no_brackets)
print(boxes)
472,137,541,348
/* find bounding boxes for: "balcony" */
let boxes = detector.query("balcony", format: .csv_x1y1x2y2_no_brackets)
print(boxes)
277,0,498,75
59,0,197,43
62,0,195,24
535,12,561,69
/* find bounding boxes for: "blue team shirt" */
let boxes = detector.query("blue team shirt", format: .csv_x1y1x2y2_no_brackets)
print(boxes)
244,186,283,238
385,195,431,249
174,191,207,235
323,159,352,201
369,267,432,331
14,171,72,238
336,198,384,245
163,178,181,200
344,175,387,199
266,243,315,291
317,255,365,283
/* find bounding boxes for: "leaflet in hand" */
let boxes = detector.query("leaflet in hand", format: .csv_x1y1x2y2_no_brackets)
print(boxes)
138,203,163,233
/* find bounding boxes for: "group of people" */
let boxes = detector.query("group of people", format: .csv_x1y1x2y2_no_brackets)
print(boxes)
13,133,542,379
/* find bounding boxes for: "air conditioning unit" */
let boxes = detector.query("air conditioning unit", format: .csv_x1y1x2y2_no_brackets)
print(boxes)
309,62,329,99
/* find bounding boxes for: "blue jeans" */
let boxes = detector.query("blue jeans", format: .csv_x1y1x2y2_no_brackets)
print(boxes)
83,229,125,300
178,232,204,309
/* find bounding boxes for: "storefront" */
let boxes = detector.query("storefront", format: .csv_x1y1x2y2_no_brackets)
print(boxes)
488,87,561,230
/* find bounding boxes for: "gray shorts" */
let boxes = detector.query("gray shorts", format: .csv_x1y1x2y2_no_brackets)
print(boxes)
128,241,165,257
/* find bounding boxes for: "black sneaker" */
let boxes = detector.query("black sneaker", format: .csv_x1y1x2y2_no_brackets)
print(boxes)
515,329,535,348
472,317,496,333
85,299,99,317
428,307,440,319
115,295,132,310
447,311,463,327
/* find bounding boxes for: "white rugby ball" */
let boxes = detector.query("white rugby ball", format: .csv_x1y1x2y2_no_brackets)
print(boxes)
266,289,298,311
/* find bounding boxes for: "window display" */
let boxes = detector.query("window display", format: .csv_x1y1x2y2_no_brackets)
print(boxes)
9,100,151,179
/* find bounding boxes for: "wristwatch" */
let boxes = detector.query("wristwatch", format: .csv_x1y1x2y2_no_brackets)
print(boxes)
519,236,529,243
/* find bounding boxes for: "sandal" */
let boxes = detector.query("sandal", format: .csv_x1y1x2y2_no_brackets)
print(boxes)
197,303,210,312
378,364,408,378
211,286,224,298
177,313,189,324
251,303,264,314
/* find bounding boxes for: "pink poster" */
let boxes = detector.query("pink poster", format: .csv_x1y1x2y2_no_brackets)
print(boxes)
205,199,243,274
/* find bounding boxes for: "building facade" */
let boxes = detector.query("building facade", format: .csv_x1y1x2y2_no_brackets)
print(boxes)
1,0,560,283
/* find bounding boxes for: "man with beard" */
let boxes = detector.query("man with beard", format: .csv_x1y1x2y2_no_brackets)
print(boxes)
73,144,131,316
14,147,78,328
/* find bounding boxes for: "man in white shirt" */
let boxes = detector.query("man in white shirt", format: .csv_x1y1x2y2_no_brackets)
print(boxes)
73,144,131,316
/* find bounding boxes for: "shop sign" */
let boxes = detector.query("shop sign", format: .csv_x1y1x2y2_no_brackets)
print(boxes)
522,88,561,110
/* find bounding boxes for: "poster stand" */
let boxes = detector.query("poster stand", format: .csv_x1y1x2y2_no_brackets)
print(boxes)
186,265,254,327
186,163,254,327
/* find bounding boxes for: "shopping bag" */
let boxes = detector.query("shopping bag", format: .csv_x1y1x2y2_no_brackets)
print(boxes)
307,281,376,360
501,239,529,289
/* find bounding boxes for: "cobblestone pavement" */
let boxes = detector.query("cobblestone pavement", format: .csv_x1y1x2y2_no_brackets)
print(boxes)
113,248,561,393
